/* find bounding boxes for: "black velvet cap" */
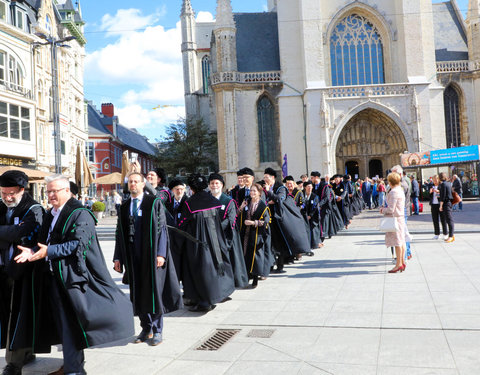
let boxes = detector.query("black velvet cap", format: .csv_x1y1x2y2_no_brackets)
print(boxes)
0,170,28,188
282,175,294,183
310,171,321,177
241,167,255,177
168,178,185,190
208,173,225,186
264,167,277,178
303,181,313,187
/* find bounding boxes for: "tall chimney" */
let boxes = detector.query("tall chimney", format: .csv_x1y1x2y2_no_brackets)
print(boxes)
101,103,114,118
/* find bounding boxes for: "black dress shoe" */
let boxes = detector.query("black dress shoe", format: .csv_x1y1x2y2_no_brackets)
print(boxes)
2,364,21,375
305,251,314,256
135,329,153,343
273,268,286,274
150,333,163,346
189,304,216,312
183,298,197,307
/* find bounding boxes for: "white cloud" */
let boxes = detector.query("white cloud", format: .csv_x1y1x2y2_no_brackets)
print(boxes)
115,104,185,134
196,11,214,22
100,8,165,37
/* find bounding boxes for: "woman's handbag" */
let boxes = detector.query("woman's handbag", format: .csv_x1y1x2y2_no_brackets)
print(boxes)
379,216,398,232
452,191,462,205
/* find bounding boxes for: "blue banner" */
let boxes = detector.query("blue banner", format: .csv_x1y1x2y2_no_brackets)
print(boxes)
430,145,480,165
282,154,288,178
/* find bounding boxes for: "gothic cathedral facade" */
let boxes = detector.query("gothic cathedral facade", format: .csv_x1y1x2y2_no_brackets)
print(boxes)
181,0,480,186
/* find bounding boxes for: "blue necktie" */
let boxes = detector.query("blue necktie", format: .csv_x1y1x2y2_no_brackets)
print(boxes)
245,188,250,196
132,198,138,219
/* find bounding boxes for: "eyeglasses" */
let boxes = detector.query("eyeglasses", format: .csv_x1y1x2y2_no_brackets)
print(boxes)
46,188,66,195
0,190,20,197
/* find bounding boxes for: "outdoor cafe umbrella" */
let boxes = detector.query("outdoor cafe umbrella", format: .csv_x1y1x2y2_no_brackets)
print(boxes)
93,172,122,185
0,166,51,182
75,144,94,189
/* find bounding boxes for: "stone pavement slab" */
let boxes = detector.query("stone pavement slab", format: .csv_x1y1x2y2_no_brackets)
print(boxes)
2,211,480,374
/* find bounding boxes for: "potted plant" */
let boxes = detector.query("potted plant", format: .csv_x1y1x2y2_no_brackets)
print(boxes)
91,201,106,219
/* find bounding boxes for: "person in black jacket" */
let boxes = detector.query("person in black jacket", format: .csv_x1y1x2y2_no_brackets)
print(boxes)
428,175,446,239
439,172,454,243
410,175,420,215
452,174,463,211
0,171,43,375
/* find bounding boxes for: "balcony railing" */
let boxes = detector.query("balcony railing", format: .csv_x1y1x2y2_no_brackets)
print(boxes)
436,60,480,73
324,83,410,98
211,71,282,85
0,80,33,100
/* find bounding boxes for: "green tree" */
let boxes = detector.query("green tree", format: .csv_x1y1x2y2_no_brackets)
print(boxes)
157,117,218,176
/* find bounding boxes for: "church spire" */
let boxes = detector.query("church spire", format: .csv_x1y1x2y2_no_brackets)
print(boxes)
216,0,235,28
181,0,194,16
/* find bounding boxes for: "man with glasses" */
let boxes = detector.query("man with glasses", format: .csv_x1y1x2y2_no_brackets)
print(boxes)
15,174,134,375
0,171,43,375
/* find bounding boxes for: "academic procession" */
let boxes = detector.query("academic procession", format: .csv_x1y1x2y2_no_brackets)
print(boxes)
1,158,464,375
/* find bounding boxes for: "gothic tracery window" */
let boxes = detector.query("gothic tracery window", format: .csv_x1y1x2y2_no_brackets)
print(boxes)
444,85,461,148
201,55,210,94
257,96,276,163
330,14,385,86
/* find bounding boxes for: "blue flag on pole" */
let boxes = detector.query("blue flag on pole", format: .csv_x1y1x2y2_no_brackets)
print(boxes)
282,154,288,178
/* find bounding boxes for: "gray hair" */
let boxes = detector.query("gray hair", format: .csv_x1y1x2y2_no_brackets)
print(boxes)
45,174,70,189
391,165,403,174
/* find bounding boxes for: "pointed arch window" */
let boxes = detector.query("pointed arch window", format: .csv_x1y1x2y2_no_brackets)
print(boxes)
444,85,461,148
330,14,385,86
257,96,276,163
201,55,210,94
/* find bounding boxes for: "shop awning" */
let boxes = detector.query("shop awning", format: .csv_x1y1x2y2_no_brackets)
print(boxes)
0,166,52,181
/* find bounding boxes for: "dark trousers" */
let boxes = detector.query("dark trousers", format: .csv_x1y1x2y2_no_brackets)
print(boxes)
430,204,445,236
440,201,454,237
49,276,85,375
138,313,163,334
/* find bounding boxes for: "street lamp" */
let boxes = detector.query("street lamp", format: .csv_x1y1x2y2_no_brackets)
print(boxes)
33,33,76,174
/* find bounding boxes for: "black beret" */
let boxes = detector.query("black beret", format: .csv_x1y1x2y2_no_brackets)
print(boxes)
242,168,255,177
343,174,351,180
154,168,166,183
208,173,224,185
168,178,185,190
310,171,321,177
0,170,28,188
282,175,294,183
333,174,343,179
303,181,313,187
69,181,79,195
236,170,243,176
296,180,303,185
187,173,208,192
264,167,277,178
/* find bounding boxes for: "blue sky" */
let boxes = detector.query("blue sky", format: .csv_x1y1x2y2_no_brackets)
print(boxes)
80,0,469,142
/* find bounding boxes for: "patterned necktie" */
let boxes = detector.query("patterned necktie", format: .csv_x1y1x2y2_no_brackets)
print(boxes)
174,200,179,210
132,198,138,219
245,188,250,197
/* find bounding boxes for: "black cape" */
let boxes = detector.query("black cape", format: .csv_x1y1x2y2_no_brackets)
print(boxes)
266,182,310,256
217,193,248,288
34,198,134,352
303,193,321,248
114,194,183,315
179,191,235,305
0,193,44,351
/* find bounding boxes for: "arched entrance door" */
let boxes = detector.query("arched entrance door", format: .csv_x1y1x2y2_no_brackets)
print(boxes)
336,108,407,178
345,160,360,179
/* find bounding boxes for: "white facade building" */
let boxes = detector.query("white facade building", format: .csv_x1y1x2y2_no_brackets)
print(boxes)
181,0,480,186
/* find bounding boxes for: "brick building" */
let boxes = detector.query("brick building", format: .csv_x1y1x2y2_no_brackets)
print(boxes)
87,102,157,194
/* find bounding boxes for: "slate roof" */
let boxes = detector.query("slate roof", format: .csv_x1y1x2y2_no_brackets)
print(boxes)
87,104,157,156
432,2,468,61
233,12,280,72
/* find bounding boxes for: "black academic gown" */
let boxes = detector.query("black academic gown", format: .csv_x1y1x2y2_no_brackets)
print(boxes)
303,193,321,248
0,193,44,351
179,191,235,305
32,198,134,352
292,188,310,243
239,200,273,277
114,195,183,316
165,195,188,281
266,182,310,256
217,193,248,288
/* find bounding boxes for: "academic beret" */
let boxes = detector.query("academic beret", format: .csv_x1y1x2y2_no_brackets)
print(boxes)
69,181,79,195
242,167,255,177
296,180,303,186
236,170,243,176
282,175,294,183
264,167,277,178
343,174,351,180
154,168,166,183
333,174,343,179
0,170,29,188
310,171,321,177
303,181,313,187
187,173,208,191
208,173,224,186
168,178,185,190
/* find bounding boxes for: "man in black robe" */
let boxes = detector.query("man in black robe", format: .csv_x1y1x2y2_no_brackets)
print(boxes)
146,167,172,206
263,168,310,272
332,174,349,229
0,171,43,375
208,173,248,288
237,168,255,205
178,174,235,312
114,172,183,346
165,179,188,281
310,171,323,197
228,170,244,206
15,174,134,375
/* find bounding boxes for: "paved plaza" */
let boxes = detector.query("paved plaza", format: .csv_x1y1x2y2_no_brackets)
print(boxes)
3,201,480,374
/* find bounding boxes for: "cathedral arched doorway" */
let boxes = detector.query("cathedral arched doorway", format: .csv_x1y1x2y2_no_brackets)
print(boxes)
336,108,407,179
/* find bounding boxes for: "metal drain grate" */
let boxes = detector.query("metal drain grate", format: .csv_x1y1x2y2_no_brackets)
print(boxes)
247,329,275,338
196,329,240,351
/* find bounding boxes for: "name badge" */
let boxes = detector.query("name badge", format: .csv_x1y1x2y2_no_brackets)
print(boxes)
178,213,181,219
245,206,248,211
221,205,225,210
14,217,19,225
137,209,142,217
311,200,314,204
